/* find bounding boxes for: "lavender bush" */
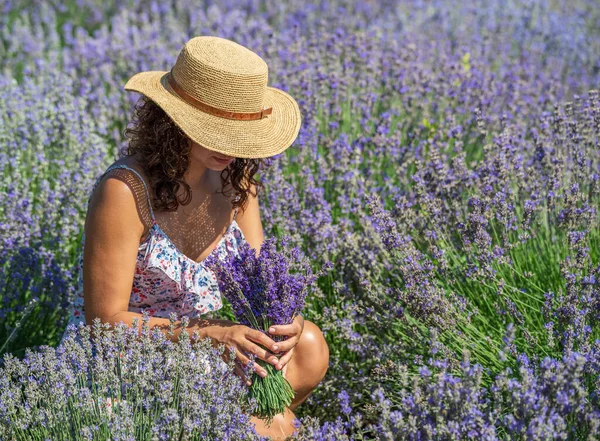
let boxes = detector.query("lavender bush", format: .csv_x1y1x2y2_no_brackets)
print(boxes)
1,0,600,438
0,72,110,355
0,312,265,440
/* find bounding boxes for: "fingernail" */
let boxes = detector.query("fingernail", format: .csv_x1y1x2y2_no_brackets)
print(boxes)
271,357,279,364
276,364,282,370
260,370,268,378
273,345,279,351
247,380,252,386
269,327,276,333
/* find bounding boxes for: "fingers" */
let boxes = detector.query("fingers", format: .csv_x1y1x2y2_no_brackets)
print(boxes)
274,348,294,371
243,340,279,367
246,329,279,352
268,321,302,337
270,335,298,353
235,348,269,378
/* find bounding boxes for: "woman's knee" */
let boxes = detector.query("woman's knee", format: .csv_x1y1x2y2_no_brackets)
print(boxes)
297,319,329,381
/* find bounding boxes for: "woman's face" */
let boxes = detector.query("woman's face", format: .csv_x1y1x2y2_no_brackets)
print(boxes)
189,140,235,171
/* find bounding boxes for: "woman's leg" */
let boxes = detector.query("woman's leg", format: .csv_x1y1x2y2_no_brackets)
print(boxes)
249,320,329,439
282,319,330,411
250,408,296,440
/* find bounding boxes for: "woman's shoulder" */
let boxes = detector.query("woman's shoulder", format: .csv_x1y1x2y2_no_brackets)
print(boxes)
84,174,147,248
93,155,152,203
107,155,149,182
87,156,153,238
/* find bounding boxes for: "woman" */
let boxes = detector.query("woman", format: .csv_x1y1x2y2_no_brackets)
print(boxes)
61,36,329,439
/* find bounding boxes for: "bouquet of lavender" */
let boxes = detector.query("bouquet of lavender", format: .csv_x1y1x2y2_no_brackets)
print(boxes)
206,235,330,423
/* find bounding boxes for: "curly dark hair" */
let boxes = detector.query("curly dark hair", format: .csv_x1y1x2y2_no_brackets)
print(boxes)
120,96,267,213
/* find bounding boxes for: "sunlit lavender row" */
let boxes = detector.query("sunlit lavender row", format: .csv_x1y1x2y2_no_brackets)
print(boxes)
1,0,599,439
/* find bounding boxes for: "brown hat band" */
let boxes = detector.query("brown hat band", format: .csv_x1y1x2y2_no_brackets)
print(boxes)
167,70,273,121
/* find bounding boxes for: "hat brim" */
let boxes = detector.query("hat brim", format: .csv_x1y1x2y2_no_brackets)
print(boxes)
123,71,302,159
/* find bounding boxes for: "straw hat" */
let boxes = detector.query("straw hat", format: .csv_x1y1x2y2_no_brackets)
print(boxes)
123,36,302,159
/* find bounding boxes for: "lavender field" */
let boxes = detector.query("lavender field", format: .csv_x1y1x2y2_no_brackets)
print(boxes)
1,0,600,439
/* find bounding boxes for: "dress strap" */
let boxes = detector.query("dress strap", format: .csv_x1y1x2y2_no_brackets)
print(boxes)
88,164,155,221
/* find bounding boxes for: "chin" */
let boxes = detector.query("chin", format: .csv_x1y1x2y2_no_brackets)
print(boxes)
207,163,230,172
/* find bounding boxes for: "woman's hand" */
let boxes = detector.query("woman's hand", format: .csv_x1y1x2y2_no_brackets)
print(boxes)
198,318,281,386
268,314,305,371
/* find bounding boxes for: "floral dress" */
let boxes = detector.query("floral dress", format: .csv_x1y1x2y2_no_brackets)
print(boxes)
60,164,246,345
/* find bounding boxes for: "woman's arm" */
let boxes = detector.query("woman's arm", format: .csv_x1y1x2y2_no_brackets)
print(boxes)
234,182,265,255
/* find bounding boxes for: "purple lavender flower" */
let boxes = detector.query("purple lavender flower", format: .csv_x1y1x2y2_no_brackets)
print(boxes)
206,235,330,424
206,235,323,336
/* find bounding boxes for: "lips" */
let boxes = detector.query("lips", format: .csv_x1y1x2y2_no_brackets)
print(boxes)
214,156,233,165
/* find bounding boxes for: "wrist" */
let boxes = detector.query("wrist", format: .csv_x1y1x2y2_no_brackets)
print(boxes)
190,317,220,340
191,318,233,342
